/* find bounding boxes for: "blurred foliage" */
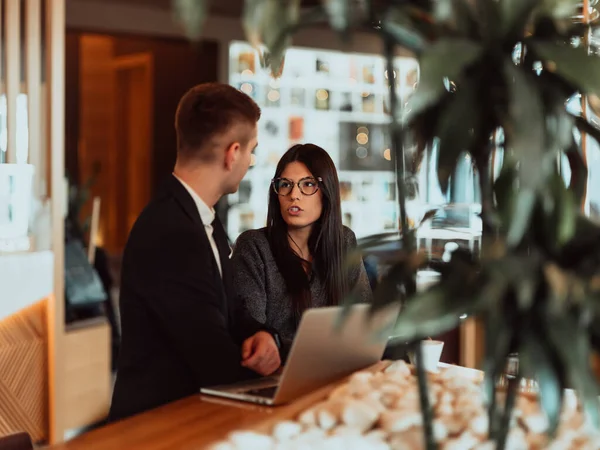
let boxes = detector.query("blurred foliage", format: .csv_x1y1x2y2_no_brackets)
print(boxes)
172,0,600,448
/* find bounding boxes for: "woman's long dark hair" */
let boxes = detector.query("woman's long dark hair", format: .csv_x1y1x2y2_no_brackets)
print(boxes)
267,144,347,322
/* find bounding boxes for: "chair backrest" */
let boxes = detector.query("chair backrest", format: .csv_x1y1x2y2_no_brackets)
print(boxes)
0,432,33,450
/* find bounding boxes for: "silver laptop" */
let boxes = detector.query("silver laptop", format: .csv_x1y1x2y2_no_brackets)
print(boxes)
200,303,399,406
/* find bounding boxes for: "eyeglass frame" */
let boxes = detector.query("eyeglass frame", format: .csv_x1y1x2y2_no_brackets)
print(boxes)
271,176,323,196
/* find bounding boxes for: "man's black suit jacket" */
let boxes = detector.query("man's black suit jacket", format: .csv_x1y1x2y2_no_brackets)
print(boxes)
109,175,267,422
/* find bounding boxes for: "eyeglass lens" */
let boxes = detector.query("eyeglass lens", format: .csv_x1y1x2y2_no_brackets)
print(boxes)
274,178,319,196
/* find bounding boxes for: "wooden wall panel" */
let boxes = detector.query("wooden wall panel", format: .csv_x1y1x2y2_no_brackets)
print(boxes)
5,0,21,163
62,323,111,431
0,300,48,442
47,0,67,442
27,0,43,193
78,35,116,251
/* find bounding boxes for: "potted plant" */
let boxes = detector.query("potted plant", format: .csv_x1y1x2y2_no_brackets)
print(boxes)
173,0,600,447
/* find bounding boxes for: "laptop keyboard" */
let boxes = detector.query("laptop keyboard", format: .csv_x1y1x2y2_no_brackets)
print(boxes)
245,385,278,398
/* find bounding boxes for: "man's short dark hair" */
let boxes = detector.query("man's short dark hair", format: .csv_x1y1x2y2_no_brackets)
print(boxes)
175,82,261,161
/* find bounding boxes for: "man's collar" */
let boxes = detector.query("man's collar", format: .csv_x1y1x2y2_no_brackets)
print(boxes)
172,173,215,225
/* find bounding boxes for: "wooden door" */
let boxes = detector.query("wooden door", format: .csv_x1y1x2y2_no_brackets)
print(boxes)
112,53,154,250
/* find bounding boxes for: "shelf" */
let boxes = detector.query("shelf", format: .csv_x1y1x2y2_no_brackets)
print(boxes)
230,72,415,97
227,41,418,240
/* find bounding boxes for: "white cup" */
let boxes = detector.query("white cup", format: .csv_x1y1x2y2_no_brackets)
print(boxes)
408,340,444,372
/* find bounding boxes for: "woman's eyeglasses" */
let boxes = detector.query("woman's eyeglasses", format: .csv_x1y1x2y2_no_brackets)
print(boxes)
271,176,323,196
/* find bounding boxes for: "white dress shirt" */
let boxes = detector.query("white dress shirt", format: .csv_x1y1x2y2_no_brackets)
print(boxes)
173,174,222,278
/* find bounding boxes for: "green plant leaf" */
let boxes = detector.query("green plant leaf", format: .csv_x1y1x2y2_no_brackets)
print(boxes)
493,159,518,228
517,275,537,310
482,308,513,437
433,0,452,22
564,136,588,202
536,0,579,19
552,173,577,245
336,291,365,332
381,19,427,54
495,374,521,447
321,0,351,33
500,0,538,40
530,41,600,96
450,0,480,37
558,216,600,278
357,231,402,251
574,115,600,146
533,170,576,252
474,0,500,39
172,0,210,40
547,102,575,153
419,208,439,227
435,83,480,193
243,0,301,75
546,314,600,428
370,258,415,318
504,61,545,247
505,61,546,191
519,333,563,437
387,287,460,343
506,189,537,247
406,39,482,121
389,267,496,343
412,342,437,449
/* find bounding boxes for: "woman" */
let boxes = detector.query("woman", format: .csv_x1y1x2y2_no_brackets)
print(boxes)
231,143,372,359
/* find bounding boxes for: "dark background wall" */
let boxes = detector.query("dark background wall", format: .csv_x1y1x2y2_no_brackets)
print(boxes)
65,32,81,185
112,36,218,189
65,30,219,193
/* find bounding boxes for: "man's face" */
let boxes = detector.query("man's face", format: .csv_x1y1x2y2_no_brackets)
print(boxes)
225,124,258,194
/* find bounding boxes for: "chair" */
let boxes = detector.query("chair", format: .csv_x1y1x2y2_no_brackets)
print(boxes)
0,432,34,450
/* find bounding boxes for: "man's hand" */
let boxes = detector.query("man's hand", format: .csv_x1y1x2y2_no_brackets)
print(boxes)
241,331,281,376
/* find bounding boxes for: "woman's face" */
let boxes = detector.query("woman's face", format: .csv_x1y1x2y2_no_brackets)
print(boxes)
276,161,323,231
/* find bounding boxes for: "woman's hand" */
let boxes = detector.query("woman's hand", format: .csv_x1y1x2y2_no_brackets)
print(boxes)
241,331,281,376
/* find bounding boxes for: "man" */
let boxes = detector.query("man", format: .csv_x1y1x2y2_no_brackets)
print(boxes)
109,82,281,422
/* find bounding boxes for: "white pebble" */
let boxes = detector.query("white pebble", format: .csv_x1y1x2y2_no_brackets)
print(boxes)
298,408,317,427
342,399,380,432
272,421,302,441
347,372,373,397
319,435,346,450
207,441,235,450
379,410,422,433
330,425,362,437
505,427,528,450
365,429,388,442
432,420,448,441
229,431,274,449
329,384,350,401
441,431,480,450
522,413,549,434
296,427,326,444
384,360,411,377
469,414,489,436
317,402,342,431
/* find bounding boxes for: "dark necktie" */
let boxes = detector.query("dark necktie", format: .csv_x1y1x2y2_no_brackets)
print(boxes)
211,216,231,282
212,215,234,326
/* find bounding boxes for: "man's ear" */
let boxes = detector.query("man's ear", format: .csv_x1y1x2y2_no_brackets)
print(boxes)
224,142,240,171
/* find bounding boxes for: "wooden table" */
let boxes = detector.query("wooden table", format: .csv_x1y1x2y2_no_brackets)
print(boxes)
45,362,390,450
46,395,279,450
